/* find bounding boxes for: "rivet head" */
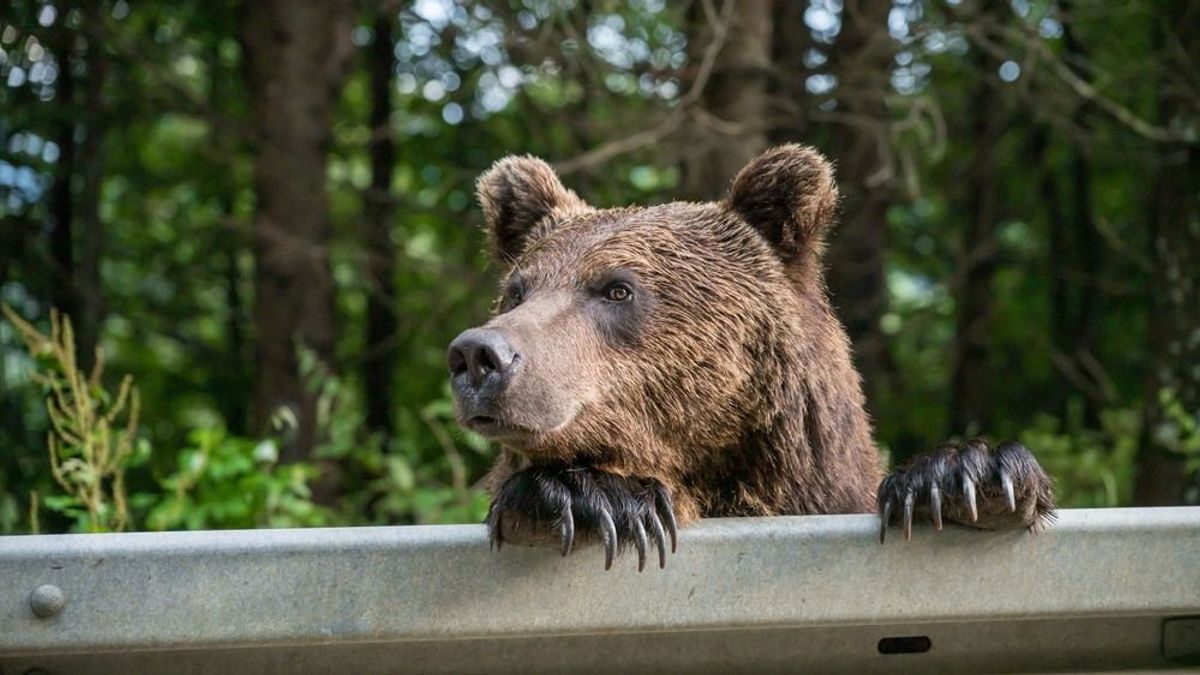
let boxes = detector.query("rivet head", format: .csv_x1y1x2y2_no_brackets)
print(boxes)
29,584,66,618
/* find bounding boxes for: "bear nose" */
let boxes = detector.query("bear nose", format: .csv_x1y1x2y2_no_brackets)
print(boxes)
447,328,519,388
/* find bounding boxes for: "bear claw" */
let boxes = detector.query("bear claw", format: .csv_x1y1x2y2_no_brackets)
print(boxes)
876,439,1055,543
598,507,619,570
559,505,574,557
487,465,678,570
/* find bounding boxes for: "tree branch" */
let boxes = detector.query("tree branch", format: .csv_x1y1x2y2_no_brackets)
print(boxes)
554,0,735,175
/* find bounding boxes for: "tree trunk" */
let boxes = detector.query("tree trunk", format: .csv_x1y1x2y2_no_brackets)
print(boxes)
825,0,896,423
206,37,251,437
363,11,399,437
679,0,773,200
47,15,77,321
1133,0,1200,506
949,5,1008,435
76,3,108,373
1030,123,1070,412
1048,0,1102,424
767,0,812,144
222,214,249,435
240,0,354,461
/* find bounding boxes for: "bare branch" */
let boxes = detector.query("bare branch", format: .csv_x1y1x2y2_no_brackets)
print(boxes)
554,0,735,175
965,22,1196,145
555,110,686,175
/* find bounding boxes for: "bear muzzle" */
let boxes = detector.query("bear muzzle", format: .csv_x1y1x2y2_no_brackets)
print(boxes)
447,327,524,435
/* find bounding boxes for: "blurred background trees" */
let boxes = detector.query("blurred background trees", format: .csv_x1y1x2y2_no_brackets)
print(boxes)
1,0,1197,533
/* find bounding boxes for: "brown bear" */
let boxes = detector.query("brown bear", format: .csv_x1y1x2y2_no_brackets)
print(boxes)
447,144,1054,571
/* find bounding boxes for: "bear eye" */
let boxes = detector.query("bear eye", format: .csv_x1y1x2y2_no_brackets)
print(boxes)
603,281,633,303
501,284,523,311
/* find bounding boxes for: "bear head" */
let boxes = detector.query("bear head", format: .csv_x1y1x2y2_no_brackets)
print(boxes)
448,145,842,486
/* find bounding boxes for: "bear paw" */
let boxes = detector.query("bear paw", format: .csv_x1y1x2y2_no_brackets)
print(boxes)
876,439,1055,543
486,465,678,571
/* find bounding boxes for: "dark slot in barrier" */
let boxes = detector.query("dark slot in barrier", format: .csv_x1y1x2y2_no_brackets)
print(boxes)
878,636,932,655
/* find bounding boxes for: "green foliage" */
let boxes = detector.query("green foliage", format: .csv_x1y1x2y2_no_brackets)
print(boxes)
300,344,491,526
2,305,489,533
145,429,330,530
2,304,143,532
1,0,1195,534
1154,388,1200,474
1020,402,1140,508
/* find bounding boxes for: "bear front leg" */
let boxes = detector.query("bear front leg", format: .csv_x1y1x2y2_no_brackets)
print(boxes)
486,465,678,571
876,439,1055,543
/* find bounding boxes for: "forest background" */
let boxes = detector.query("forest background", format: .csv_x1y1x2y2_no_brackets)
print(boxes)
1,0,1197,534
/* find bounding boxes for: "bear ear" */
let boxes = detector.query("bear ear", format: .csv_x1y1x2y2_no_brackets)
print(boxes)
476,155,589,264
726,144,839,262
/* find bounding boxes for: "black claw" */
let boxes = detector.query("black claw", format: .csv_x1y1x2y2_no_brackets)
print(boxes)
879,499,892,545
487,468,683,569
1001,471,1016,512
930,484,943,531
633,518,648,572
654,485,678,553
647,510,667,569
964,478,978,523
559,505,574,557
599,508,617,571
876,438,1054,536
489,506,503,551
958,441,990,511
903,489,915,542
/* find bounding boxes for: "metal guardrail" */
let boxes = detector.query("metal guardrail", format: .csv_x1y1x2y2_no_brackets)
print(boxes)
1,507,1198,674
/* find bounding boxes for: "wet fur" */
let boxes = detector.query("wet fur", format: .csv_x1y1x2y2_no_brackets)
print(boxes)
466,145,1054,563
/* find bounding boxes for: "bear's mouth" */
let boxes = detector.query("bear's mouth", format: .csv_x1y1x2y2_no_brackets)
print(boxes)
469,415,499,428
466,415,525,438
455,399,581,447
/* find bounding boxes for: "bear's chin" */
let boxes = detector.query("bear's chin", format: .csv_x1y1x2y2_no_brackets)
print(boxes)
466,413,578,455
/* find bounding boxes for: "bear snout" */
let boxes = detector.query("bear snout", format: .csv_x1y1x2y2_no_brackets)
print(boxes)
447,327,520,391
447,327,528,438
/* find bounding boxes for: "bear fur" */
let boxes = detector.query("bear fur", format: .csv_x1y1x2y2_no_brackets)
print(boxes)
450,144,1053,570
